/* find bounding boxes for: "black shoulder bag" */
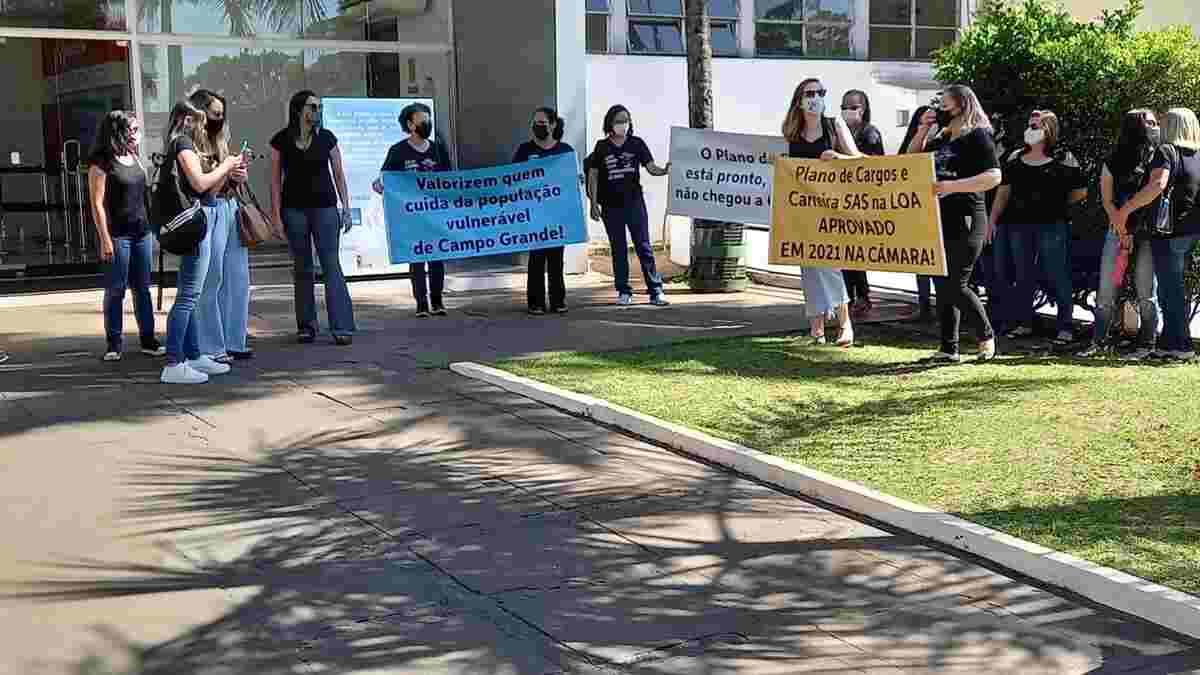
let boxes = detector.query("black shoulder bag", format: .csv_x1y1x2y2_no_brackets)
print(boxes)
151,147,209,256
1149,143,1180,237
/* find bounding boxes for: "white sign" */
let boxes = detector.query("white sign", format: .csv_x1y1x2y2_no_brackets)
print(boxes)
667,127,789,226
323,96,436,277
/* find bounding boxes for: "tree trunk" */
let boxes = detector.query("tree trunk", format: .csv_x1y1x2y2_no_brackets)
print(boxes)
684,0,713,131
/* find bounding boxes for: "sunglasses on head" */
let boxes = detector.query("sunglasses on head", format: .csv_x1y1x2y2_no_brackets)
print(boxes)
802,89,827,99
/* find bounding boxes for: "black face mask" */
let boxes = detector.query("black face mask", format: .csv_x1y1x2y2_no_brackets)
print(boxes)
532,124,550,141
411,121,432,140
310,113,322,127
206,118,225,135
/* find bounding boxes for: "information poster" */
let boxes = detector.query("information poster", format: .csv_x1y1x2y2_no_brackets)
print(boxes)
382,153,587,264
768,153,947,275
323,97,435,276
667,127,788,226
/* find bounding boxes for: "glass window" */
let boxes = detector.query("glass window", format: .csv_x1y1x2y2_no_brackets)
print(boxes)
711,21,739,56
917,0,958,27
916,28,957,57
868,26,911,59
138,0,438,41
587,0,611,10
587,14,610,53
755,21,804,57
807,24,852,57
806,0,852,23
870,0,911,25
709,0,739,18
629,19,685,53
627,0,682,15
0,0,126,30
756,0,802,21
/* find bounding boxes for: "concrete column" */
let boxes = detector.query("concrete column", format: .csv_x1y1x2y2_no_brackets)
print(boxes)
738,1,755,58
557,0,591,273
611,0,629,54
852,0,870,59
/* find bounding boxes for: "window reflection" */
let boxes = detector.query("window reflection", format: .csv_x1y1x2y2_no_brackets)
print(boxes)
0,0,126,30
137,0,447,41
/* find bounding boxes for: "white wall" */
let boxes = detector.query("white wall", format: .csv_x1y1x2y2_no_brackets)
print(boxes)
586,54,934,266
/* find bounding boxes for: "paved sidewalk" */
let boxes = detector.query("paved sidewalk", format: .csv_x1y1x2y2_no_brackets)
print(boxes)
0,277,1196,674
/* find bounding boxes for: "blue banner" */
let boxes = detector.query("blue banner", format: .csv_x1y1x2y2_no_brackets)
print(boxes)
382,152,587,264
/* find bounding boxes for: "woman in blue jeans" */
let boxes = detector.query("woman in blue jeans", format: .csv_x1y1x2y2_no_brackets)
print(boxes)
86,110,164,361
1120,108,1200,361
1078,109,1162,358
159,100,246,384
988,110,1087,346
189,89,253,362
271,90,356,343
587,105,670,307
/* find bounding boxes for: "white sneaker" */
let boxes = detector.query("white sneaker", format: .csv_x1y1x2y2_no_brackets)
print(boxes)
103,350,122,362
923,351,962,363
649,293,670,307
188,355,231,375
617,293,633,306
161,362,209,384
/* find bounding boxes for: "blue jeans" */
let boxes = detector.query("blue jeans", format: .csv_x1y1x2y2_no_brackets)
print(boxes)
196,197,250,356
1093,231,1158,346
283,207,355,335
164,210,214,365
601,197,662,296
991,225,1038,332
1038,222,1075,333
102,232,156,351
1150,235,1199,352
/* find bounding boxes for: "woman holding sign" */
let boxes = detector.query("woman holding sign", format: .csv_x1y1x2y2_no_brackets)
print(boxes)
906,84,1001,362
514,107,575,315
782,78,862,346
271,90,357,346
588,105,671,307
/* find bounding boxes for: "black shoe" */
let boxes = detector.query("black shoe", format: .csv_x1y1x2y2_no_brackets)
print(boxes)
0,351,8,364
552,305,568,315
334,335,353,346
415,307,430,318
228,349,254,360
140,338,166,357
528,306,546,316
432,305,447,316
298,329,317,344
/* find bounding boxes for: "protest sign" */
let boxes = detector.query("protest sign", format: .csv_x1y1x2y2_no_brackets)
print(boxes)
667,127,788,226
382,152,586,264
768,153,947,275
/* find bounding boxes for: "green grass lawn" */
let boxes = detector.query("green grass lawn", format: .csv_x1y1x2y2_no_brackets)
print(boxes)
498,327,1200,595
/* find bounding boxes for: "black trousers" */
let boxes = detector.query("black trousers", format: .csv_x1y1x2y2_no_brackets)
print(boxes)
410,260,445,309
935,219,995,353
842,270,871,303
527,246,566,310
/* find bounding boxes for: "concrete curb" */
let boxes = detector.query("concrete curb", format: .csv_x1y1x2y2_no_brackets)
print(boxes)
449,361,1200,641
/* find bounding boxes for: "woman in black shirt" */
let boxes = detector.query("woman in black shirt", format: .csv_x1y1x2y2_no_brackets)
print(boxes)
840,89,885,316
906,84,1002,362
514,107,575,315
271,90,356,345
87,110,162,362
372,102,451,317
901,105,936,321
988,110,1087,345
587,105,671,307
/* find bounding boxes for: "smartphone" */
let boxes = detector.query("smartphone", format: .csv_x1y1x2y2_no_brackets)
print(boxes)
239,140,250,156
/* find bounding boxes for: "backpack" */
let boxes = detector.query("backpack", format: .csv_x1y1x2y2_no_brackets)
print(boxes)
149,143,209,255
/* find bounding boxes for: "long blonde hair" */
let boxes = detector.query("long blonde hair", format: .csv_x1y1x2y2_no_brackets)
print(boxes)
164,100,209,159
942,84,992,135
782,78,827,143
1164,107,1200,151
189,89,230,165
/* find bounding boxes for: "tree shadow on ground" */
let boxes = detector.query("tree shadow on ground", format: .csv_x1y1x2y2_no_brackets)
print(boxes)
3,407,1193,675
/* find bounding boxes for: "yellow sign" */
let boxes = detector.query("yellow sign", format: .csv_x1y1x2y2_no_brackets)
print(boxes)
768,153,947,276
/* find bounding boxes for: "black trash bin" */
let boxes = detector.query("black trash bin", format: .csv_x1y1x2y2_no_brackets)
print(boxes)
687,218,748,292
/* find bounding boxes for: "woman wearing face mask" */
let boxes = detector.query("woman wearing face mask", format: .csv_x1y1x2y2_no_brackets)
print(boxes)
1077,109,1162,359
900,105,936,321
159,100,247,384
271,90,356,345
839,90,884,317
188,89,252,363
782,79,862,346
514,107,575,315
587,105,671,307
87,111,163,362
373,102,451,317
1105,108,1200,362
906,84,1001,362
988,111,1087,346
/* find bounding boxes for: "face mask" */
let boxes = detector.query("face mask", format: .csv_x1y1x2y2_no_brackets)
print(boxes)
936,107,957,127
532,124,550,141
412,121,432,140
1023,128,1045,146
613,122,629,137
206,118,225,135
841,108,862,125
803,97,825,115
310,112,322,127
1147,127,1162,145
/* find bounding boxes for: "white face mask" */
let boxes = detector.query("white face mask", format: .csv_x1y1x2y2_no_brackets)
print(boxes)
1024,128,1045,146
613,122,629,137
804,97,826,115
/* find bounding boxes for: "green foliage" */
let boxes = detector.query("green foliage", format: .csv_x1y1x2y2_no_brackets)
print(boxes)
935,0,1200,311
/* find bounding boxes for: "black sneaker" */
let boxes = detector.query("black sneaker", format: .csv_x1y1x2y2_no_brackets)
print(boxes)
0,351,8,364
140,339,166,357
552,305,569,315
334,335,353,346
528,306,546,316
432,305,447,316
416,307,431,318
228,349,254,360
298,329,317,344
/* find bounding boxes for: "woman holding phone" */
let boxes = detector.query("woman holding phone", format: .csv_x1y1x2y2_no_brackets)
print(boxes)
271,90,356,344
189,89,252,362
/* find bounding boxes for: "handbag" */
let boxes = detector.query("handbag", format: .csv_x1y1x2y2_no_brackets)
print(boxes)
234,182,276,247
1149,143,1180,237
150,150,208,255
